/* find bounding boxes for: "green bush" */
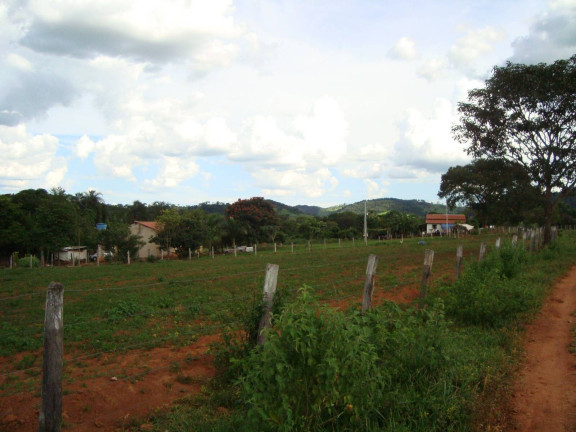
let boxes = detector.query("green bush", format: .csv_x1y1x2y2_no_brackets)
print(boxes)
17,255,40,268
233,290,489,432
444,245,536,327
237,288,387,431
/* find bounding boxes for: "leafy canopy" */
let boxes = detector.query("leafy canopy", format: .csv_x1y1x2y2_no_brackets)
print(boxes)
453,55,576,241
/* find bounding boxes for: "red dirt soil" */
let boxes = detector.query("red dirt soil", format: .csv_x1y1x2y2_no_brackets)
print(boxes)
506,265,576,432
0,335,219,432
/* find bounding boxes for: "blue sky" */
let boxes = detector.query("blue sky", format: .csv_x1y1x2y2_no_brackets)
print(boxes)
1,0,575,207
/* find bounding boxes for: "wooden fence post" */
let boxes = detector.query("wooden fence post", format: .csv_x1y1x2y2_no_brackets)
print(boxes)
291,242,294,253
257,264,279,346
478,242,486,262
456,246,463,280
419,249,434,300
307,240,311,253
512,235,518,247
274,242,277,253
362,255,379,312
495,237,501,252
38,282,64,432
127,251,130,265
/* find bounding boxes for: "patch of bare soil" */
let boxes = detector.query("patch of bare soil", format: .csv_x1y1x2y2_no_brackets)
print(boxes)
0,334,219,432
506,265,576,432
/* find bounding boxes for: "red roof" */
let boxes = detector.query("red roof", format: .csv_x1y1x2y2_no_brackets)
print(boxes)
134,221,160,231
425,214,466,224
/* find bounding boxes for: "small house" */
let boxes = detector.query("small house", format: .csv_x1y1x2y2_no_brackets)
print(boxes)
57,246,88,263
425,214,466,235
129,221,162,259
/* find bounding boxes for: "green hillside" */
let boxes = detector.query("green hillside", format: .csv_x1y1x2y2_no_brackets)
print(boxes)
323,198,460,217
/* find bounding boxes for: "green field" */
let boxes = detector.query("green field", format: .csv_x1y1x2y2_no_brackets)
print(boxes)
2,231,576,431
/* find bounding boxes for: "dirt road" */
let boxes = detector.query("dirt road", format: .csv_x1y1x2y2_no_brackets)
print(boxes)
507,265,576,431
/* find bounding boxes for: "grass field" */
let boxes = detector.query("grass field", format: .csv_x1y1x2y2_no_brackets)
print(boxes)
1,234,493,360
2,230,576,431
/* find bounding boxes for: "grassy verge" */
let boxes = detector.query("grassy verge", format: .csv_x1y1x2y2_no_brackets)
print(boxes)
134,231,576,432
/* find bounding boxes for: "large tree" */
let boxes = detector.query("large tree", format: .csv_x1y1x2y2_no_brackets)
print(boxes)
438,159,543,227
225,197,278,243
453,55,576,244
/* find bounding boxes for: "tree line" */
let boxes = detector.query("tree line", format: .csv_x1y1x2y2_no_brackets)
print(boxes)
0,191,424,262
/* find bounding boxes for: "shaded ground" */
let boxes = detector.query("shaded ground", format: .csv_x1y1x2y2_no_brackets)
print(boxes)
506,265,576,432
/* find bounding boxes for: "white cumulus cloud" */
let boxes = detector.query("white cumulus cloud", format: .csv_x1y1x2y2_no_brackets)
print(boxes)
0,124,66,190
389,37,418,60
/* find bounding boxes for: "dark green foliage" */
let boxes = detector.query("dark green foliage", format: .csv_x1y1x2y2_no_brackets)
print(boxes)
453,55,576,244
438,159,544,226
17,255,40,268
232,291,495,432
444,245,536,327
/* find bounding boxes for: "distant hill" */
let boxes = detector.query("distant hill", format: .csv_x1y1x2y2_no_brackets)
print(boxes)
188,197,465,219
288,198,464,218
327,198,456,218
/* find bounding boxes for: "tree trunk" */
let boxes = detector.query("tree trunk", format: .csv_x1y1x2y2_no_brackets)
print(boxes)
543,190,554,246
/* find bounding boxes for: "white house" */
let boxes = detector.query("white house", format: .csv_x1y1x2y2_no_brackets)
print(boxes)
57,246,88,263
425,214,467,235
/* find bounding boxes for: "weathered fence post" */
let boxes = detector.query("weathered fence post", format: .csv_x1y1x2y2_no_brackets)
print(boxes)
307,240,311,253
253,244,257,257
10,253,13,269
495,237,501,252
419,249,434,300
353,237,356,247
188,248,192,261
291,242,294,253
512,235,518,247
257,264,279,346
529,230,535,253
362,255,379,312
478,242,486,262
274,242,277,253
456,246,463,280
38,282,64,432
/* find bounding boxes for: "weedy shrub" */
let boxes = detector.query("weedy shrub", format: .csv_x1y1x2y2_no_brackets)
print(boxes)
17,255,40,268
237,287,387,431
444,245,536,328
105,299,142,322
232,290,492,432
211,288,287,387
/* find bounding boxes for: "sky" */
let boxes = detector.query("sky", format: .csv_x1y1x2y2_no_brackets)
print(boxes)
1,0,576,208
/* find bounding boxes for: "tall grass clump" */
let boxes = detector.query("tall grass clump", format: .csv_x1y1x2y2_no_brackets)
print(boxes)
444,244,537,328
